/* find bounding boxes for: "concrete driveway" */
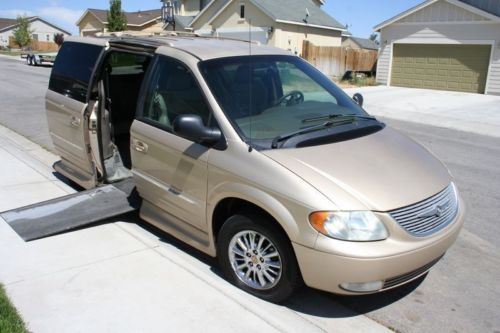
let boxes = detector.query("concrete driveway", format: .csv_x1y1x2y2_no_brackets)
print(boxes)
0,125,389,333
344,86,500,138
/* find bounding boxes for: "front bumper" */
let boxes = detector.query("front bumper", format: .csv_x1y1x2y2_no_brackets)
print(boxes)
293,199,465,295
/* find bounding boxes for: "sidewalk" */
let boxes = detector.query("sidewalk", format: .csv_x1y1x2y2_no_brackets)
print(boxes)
0,124,391,333
344,86,500,138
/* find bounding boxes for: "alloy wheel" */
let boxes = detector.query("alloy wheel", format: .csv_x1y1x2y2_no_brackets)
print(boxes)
228,230,282,290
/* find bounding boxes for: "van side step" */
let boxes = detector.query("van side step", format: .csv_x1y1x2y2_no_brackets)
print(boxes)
1,179,141,241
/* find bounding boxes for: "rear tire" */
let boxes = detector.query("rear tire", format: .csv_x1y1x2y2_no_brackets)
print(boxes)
217,213,301,303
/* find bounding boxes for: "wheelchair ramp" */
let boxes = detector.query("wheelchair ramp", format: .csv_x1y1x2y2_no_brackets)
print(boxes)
1,179,141,241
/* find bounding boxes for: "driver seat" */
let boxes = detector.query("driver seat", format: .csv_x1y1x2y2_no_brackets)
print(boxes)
233,65,268,117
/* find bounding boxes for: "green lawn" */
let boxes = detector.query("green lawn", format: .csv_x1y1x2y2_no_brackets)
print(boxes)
0,50,44,57
0,284,28,333
0,50,23,57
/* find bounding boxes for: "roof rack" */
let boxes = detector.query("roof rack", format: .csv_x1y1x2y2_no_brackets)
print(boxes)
94,30,261,46
95,30,200,38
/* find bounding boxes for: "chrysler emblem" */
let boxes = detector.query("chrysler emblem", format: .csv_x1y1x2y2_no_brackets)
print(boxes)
418,201,449,219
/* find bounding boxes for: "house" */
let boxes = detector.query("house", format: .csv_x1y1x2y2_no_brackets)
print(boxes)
187,0,346,55
76,9,163,36
341,36,379,50
374,0,500,95
77,0,346,56
0,16,71,49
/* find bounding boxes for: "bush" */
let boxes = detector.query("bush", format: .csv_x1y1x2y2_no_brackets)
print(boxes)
12,15,33,50
53,33,64,46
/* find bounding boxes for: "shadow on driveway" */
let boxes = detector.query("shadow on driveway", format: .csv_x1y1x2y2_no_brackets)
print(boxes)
117,213,426,319
46,175,427,319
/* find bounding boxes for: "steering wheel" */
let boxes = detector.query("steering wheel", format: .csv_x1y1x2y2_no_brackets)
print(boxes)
275,90,304,107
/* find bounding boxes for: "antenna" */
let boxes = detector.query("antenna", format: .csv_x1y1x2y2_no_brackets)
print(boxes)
248,18,253,152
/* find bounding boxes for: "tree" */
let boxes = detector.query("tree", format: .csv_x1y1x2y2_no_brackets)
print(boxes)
107,0,127,32
53,33,64,47
12,15,33,50
369,32,380,46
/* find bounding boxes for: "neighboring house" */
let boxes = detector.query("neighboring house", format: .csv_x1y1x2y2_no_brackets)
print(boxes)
342,36,379,50
0,16,71,48
188,0,345,55
374,0,500,95
77,0,346,56
76,9,163,36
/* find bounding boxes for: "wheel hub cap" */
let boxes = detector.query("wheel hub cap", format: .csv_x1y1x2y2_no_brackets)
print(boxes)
228,230,283,290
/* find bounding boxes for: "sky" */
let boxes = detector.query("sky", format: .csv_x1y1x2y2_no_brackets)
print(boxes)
0,0,423,37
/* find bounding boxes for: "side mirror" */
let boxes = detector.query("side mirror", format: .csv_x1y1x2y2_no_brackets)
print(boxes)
173,114,222,145
353,93,364,107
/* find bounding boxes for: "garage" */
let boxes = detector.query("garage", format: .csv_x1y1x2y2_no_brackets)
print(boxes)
391,44,491,94
374,0,500,95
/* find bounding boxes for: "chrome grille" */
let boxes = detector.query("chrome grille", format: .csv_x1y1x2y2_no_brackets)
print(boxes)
389,183,458,237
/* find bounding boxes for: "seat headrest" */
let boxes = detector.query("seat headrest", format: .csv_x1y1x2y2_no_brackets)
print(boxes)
235,65,252,83
164,66,194,91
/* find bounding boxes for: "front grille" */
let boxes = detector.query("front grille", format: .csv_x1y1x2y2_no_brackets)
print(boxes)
389,183,458,237
383,255,443,289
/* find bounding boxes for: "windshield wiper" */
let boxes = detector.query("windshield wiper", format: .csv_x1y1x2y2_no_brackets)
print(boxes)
271,121,343,149
302,113,376,124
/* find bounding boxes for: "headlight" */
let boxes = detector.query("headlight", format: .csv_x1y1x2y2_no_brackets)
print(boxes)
309,211,388,241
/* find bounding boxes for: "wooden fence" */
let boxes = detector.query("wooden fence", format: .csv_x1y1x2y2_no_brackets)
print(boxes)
302,41,378,77
8,37,59,52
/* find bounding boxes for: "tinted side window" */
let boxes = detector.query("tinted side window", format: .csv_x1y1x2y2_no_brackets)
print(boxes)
49,42,102,103
141,56,211,131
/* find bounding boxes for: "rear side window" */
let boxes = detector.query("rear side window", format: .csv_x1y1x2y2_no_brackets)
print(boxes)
49,42,102,103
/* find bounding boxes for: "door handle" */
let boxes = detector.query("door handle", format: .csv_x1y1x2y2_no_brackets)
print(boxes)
70,116,80,127
133,140,148,153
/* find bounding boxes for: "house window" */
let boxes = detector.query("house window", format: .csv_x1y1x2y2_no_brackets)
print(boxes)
32,34,38,41
46,34,50,41
240,4,245,19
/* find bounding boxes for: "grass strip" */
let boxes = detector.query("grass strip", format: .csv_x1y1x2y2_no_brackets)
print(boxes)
0,284,28,333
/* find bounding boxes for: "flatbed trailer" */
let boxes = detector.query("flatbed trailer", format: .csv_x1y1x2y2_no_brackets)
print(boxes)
22,52,57,66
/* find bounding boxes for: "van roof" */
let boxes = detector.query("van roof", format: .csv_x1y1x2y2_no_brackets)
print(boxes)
69,34,292,61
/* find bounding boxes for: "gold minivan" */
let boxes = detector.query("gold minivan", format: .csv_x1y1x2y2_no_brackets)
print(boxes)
46,35,464,302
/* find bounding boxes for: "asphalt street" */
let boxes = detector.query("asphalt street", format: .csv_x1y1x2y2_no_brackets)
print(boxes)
0,56,499,333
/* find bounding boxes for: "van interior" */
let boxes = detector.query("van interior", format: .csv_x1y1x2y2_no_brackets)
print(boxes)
90,50,152,183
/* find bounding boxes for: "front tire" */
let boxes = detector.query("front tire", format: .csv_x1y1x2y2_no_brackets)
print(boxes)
217,213,301,303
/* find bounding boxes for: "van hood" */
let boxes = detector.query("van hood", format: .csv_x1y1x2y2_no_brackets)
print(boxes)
262,127,451,211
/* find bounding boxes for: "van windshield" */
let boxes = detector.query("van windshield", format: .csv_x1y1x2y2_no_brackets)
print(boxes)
199,55,379,149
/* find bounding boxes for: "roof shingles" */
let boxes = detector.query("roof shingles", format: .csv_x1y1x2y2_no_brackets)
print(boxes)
87,8,162,26
0,16,69,34
250,0,346,30
458,0,500,17
348,36,379,50
0,18,17,30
